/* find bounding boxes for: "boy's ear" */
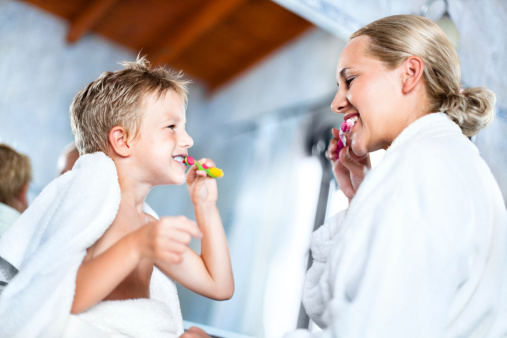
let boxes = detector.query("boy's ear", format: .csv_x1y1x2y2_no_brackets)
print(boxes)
10,182,29,213
18,182,29,205
109,126,133,157
401,55,425,94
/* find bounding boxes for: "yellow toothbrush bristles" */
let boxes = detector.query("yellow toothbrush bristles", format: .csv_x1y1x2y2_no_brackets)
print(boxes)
208,167,224,178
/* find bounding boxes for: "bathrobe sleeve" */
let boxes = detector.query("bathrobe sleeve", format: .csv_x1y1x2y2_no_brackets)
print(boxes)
301,210,347,328
287,142,480,338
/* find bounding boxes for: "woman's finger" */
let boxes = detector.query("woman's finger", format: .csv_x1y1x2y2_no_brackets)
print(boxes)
326,138,339,161
338,146,367,178
332,160,356,199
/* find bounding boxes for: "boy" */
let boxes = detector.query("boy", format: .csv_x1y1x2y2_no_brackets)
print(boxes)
0,57,233,337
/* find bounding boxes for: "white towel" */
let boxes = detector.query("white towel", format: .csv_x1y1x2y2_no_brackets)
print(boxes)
0,152,183,337
66,268,183,338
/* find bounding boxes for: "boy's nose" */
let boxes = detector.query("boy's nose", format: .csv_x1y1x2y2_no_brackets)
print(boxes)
181,131,194,148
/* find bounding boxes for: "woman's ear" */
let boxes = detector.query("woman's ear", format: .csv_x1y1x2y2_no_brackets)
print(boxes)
401,55,425,94
108,126,133,157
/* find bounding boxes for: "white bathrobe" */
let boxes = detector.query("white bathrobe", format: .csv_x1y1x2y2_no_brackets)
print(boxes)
0,202,20,238
287,113,507,337
0,152,183,337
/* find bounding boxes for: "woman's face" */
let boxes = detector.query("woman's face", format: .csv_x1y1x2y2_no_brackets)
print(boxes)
331,36,408,156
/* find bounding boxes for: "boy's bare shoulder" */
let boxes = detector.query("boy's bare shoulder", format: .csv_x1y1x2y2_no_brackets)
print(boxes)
83,207,155,301
85,207,143,260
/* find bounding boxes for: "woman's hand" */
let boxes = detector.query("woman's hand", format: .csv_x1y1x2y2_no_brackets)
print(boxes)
186,158,218,206
133,216,201,265
180,327,210,338
326,128,371,201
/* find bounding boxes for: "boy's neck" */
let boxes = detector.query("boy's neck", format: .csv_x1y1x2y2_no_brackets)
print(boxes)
112,155,152,215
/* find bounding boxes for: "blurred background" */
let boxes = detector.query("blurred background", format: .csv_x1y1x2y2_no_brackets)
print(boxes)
0,0,506,336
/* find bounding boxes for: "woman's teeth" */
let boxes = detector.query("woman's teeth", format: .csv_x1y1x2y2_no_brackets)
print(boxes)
344,115,359,130
337,115,359,153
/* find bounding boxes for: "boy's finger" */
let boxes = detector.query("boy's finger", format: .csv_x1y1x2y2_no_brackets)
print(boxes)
164,241,188,254
196,170,207,177
205,160,216,168
197,158,216,168
168,229,193,245
186,166,197,179
173,218,202,238
160,216,202,239
186,164,198,175
162,252,183,265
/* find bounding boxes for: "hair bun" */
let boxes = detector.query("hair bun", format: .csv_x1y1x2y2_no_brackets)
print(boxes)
441,87,496,137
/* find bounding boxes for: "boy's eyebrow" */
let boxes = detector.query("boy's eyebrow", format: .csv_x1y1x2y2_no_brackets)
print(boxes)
163,112,180,122
162,115,187,125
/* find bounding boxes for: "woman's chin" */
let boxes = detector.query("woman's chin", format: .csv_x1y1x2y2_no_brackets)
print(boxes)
350,142,368,158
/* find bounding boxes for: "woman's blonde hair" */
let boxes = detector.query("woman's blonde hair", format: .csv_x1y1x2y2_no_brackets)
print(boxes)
70,55,190,155
350,15,495,137
0,144,32,205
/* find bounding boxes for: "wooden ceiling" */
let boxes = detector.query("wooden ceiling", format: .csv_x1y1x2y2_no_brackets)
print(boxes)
22,0,313,90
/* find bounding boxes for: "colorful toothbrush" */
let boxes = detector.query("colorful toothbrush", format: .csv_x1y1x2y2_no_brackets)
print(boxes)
184,156,224,178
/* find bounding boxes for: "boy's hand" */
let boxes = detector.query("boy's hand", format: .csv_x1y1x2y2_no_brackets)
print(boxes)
186,158,218,205
134,216,202,264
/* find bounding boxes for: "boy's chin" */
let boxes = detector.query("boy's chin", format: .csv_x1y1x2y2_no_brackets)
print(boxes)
161,173,187,186
173,175,187,186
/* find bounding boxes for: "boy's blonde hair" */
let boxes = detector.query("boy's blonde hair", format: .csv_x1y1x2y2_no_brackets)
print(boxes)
0,144,32,205
70,56,190,155
351,15,495,137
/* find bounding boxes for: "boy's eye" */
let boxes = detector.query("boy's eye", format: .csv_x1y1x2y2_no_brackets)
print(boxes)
167,125,175,130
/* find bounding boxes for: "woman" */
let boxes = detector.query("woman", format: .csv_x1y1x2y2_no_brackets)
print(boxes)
288,15,506,337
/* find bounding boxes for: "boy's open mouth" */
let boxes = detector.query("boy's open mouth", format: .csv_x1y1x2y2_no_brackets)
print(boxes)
173,155,185,164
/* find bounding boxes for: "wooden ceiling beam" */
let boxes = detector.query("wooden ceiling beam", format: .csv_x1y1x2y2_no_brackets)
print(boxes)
152,0,248,65
209,24,313,91
66,0,120,44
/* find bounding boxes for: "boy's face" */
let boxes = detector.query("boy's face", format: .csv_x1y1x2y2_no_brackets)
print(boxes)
130,90,193,186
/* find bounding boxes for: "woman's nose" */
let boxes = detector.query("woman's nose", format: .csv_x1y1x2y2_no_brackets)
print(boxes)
330,88,349,114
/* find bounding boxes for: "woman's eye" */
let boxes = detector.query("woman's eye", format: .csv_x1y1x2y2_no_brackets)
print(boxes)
346,77,356,86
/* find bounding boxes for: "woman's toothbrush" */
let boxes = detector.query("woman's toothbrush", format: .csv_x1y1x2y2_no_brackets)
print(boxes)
184,156,224,178
337,116,358,154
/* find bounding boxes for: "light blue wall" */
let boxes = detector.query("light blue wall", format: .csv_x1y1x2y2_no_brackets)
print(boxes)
0,0,133,198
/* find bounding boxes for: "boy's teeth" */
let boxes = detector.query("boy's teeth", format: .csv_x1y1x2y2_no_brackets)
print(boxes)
173,156,184,162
